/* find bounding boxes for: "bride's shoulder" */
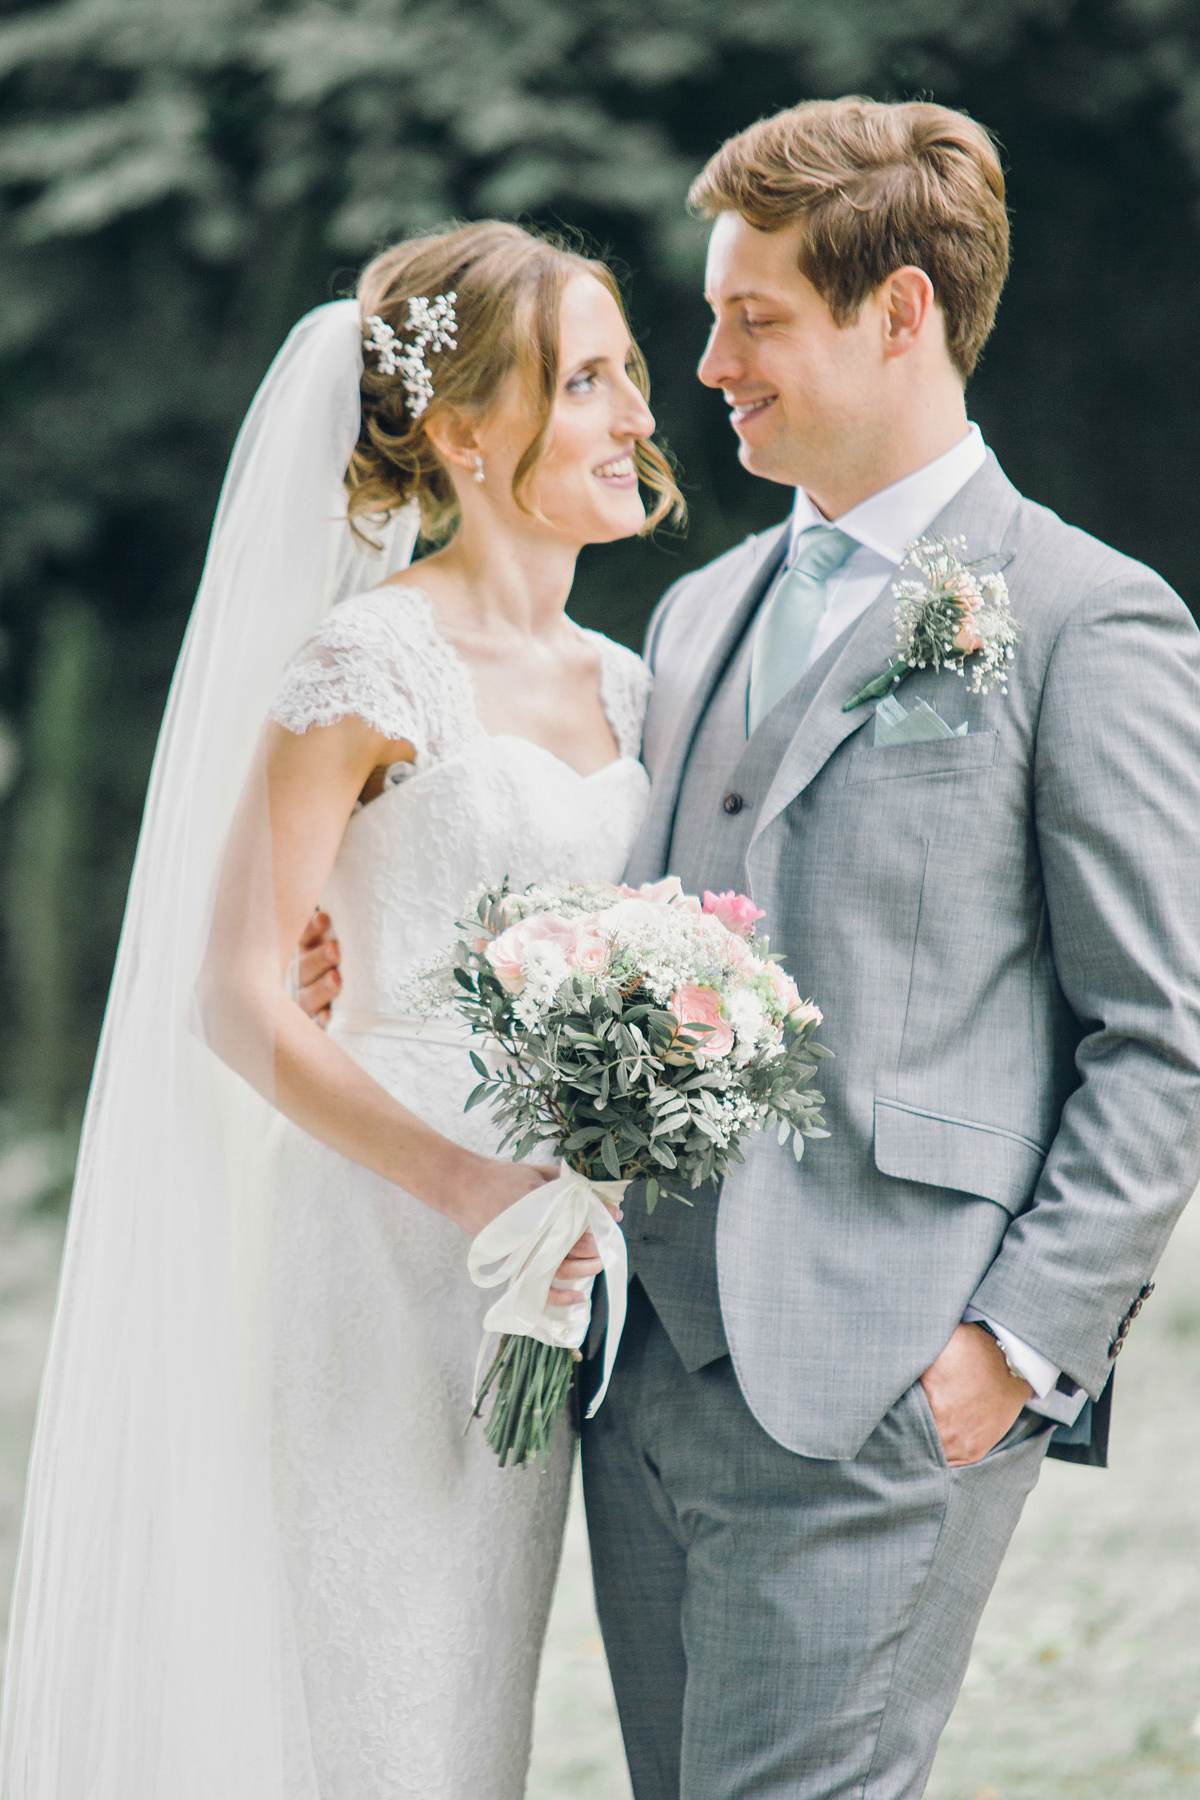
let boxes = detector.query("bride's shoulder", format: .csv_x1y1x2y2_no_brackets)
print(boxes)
303,581,441,652
270,583,467,749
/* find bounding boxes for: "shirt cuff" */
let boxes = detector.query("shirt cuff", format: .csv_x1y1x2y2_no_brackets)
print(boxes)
962,1305,1060,1399
1024,1381,1089,1427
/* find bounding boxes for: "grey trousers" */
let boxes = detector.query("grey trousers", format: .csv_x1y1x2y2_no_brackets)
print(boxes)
581,1281,1052,1800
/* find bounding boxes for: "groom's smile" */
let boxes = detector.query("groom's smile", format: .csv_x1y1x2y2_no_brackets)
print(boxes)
727,394,778,426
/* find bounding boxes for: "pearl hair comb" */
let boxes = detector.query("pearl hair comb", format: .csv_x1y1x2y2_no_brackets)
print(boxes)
363,292,458,418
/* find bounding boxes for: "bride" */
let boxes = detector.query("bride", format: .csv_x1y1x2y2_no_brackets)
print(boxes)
0,219,682,1800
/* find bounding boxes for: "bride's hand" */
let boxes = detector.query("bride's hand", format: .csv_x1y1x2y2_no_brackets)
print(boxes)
450,1158,622,1309
450,1157,559,1238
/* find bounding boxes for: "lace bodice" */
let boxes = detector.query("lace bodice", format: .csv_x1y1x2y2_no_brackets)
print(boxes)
270,584,652,1022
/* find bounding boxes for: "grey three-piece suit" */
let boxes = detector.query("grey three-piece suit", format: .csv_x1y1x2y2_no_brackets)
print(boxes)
582,453,1200,1797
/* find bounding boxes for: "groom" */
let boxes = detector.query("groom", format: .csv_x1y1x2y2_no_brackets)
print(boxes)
577,97,1200,1798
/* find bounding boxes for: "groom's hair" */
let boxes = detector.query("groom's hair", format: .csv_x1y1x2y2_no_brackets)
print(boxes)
689,98,1008,381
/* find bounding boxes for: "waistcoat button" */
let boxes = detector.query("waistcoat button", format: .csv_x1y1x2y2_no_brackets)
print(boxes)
723,792,744,815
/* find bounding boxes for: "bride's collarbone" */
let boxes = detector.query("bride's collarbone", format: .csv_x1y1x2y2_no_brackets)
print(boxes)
467,660,620,774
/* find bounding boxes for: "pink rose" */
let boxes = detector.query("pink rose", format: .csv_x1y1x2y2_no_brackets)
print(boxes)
763,960,800,1013
722,934,757,973
702,890,767,937
952,592,983,655
789,998,823,1029
668,983,735,1058
485,913,577,992
617,877,702,914
569,915,611,974
604,898,669,938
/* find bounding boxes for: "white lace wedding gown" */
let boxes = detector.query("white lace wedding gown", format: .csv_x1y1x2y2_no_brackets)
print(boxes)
266,584,650,1800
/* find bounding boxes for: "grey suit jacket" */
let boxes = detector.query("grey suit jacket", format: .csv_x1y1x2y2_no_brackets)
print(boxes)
626,453,1200,1458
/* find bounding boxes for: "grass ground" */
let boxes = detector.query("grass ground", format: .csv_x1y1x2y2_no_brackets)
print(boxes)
2,1146,1198,1799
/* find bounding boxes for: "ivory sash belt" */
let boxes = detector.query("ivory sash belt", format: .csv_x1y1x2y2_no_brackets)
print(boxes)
330,1009,473,1048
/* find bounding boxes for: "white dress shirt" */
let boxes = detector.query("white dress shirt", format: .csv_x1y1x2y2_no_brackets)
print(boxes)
758,423,1085,1426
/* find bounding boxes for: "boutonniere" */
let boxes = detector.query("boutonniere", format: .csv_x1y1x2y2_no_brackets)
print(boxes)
843,535,1020,712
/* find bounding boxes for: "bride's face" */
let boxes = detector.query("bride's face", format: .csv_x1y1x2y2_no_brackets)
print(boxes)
479,273,657,545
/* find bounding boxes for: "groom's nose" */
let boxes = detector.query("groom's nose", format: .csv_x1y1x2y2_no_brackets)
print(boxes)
697,317,744,389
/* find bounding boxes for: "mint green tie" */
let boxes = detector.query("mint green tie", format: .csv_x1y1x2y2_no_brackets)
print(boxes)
747,527,858,735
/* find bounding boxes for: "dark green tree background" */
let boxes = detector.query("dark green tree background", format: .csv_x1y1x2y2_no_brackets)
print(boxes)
2,0,1199,1140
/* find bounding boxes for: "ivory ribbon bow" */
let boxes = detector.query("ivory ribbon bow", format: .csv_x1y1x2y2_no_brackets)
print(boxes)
467,1169,630,1419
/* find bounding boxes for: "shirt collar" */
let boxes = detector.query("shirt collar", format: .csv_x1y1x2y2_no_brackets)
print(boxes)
788,423,987,568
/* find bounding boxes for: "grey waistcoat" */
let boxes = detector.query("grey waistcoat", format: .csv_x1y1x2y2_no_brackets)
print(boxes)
627,567,826,1372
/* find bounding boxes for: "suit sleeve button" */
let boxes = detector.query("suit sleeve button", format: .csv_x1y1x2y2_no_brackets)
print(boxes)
723,792,744,815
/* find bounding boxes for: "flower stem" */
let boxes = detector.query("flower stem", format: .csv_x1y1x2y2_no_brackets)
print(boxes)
842,660,909,712
470,1334,576,1470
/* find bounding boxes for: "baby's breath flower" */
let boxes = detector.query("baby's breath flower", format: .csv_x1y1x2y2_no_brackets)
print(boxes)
844,535,1019,711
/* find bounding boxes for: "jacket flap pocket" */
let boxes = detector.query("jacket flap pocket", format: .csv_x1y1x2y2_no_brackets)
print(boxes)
873,1097,1046,1214
846,730,998,783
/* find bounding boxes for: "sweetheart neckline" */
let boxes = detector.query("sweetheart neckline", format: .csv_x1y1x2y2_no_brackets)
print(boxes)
486,732,643,780
350,732,647,823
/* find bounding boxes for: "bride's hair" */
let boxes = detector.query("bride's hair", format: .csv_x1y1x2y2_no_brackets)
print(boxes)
348,220,685,542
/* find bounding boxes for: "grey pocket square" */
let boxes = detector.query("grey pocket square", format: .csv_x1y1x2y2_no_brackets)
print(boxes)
873,695,969,748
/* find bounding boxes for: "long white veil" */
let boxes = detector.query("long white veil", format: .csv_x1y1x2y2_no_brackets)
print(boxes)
0,300,419,1798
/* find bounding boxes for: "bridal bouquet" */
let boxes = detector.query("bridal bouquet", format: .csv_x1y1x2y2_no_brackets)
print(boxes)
413,876,831,1469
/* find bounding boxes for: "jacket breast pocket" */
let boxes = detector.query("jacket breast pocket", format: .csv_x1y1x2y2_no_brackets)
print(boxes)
873,1096,1046,1214
845,729,998,783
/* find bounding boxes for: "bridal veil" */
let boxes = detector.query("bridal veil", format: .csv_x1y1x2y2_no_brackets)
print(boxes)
0,301,418,1798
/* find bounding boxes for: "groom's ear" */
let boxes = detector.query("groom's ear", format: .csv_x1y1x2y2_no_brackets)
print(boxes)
879,266,951,369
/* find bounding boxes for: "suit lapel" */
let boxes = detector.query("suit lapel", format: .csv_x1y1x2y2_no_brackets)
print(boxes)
749,453,1023,851
629,524,788,880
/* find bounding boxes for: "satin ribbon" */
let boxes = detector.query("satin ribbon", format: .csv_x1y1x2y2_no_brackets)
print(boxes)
467,1170,629,1420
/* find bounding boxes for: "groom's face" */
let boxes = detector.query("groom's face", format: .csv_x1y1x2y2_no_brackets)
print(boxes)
698,211,885,504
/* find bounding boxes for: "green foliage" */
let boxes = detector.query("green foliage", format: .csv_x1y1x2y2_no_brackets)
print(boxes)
2,0,1200,1129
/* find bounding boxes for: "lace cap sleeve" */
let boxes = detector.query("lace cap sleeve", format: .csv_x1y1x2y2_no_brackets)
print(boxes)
590,632,652,761
270,587,474,760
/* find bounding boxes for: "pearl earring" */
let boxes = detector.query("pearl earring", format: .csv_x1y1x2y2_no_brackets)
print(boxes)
472,454,485,484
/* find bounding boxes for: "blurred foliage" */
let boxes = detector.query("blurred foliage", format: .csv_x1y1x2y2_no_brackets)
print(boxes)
1,0,1200,1130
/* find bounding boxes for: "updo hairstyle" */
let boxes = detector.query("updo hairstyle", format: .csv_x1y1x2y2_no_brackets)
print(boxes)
347,220,684,543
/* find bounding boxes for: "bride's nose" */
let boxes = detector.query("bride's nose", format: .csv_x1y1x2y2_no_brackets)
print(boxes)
616,377,655,441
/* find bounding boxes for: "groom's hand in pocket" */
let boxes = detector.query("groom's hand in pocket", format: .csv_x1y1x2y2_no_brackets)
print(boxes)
296,909,342,1026
920,1323,1032,1466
